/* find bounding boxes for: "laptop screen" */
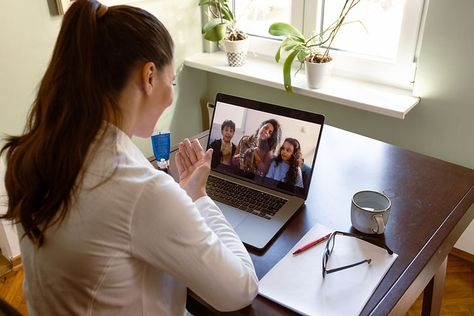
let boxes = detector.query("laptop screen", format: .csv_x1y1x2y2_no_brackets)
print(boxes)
208,93,325,198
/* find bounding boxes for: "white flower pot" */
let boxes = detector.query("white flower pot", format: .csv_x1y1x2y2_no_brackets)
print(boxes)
305,60,334,89
221,38,249,67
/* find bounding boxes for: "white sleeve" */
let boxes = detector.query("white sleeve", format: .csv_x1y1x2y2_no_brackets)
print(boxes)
130,175,258,312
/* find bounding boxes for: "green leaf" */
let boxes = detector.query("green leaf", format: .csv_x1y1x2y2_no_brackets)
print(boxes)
268,22,304,41
202,18,225,33
280,38,297,51
283,43,298,52
275,46,281,63
283,50,299,93
220,3,234,21
290,36,306,44
297,50,309,63
202,21,227,42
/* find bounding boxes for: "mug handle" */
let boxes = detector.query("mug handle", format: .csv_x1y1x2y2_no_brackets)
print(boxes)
372,214,385,234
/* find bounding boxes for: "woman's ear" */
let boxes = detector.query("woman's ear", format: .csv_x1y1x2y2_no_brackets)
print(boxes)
141,62,156,95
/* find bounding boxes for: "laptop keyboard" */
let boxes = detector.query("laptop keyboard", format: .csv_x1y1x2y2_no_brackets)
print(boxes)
207,176,287,220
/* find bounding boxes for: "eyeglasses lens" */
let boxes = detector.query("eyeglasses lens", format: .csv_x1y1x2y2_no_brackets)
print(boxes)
322,233,336,278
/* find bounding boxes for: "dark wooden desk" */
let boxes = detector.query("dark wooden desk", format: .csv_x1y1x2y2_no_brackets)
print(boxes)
153,125,474,315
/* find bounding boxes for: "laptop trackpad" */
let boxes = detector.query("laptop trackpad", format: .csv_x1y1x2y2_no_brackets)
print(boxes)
215,201,248,228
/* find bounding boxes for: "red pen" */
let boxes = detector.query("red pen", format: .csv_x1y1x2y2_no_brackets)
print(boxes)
292,233,332,255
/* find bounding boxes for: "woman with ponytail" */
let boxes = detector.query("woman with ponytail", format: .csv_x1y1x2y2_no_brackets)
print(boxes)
0,1,257,315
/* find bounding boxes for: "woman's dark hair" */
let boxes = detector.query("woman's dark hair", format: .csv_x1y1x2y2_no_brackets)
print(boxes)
274,138,301,186
0,0,174,247
255,119,281,152
221,120,235,132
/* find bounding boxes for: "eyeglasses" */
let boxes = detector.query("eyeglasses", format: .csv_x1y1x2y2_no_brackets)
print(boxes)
322,231,393,278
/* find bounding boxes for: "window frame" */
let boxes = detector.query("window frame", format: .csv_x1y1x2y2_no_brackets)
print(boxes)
232,0,428,90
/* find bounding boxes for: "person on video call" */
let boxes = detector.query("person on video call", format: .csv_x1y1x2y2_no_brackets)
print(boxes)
0,1,258,315
209,120,237,168
232,119,281,176
266,138,304,188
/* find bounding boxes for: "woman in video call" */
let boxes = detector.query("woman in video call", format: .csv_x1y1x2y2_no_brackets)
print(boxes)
233,119,281,176
266,138,304,188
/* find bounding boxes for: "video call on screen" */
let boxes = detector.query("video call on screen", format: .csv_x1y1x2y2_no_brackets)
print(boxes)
208,101,322,197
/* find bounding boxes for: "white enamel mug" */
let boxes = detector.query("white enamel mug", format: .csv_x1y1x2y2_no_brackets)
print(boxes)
351,190,391,234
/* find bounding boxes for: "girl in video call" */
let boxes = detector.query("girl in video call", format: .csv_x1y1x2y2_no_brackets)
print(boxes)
266,138,304,188
233,119,281,176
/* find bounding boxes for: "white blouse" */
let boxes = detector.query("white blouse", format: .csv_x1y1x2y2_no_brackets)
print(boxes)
19,126,258,316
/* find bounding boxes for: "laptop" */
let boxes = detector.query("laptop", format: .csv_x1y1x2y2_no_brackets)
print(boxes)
207,93,325,250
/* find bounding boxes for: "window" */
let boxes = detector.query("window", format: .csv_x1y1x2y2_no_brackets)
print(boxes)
234,0,303,37
233,0,427,90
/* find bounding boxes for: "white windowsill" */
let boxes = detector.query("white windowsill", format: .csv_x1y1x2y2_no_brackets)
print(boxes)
184,51,420,119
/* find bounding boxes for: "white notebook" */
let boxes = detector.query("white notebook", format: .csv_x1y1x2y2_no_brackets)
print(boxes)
258,223,398,316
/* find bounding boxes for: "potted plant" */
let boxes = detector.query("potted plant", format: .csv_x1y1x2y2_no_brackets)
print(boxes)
268,0,363,92
199,0,249,67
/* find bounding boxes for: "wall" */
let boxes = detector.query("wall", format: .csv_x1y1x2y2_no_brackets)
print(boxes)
0,0,206,257
202,0,474,253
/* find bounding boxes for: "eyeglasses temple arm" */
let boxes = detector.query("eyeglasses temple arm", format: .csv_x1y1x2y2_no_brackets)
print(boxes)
325,258,372,275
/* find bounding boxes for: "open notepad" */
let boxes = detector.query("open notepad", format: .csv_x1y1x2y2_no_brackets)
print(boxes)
258,223,398,316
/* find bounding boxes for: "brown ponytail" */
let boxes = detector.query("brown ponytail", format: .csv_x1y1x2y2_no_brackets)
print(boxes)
1,0,174,247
